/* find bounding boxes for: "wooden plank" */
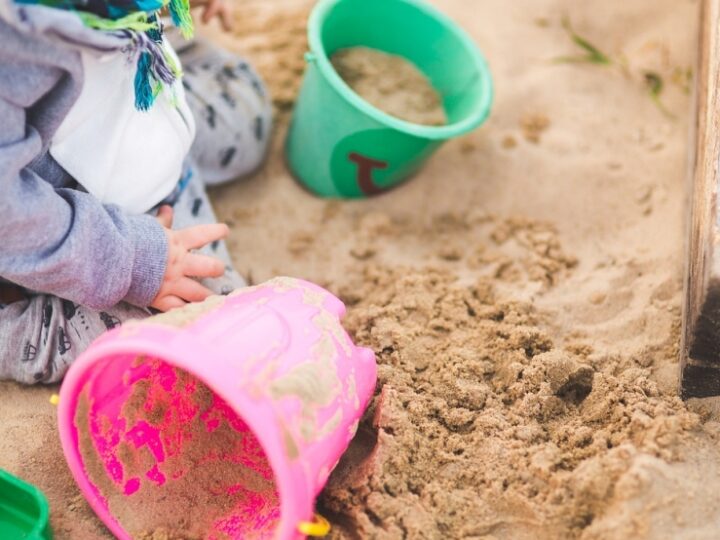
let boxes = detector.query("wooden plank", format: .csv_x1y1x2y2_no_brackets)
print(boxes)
680,0,720,398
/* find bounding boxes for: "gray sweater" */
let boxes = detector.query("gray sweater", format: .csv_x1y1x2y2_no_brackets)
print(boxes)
0,0,167,309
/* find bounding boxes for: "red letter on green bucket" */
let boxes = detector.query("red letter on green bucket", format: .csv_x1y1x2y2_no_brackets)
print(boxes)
348,153,388,196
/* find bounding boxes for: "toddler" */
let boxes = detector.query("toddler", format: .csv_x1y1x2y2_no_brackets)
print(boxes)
0,0,272,383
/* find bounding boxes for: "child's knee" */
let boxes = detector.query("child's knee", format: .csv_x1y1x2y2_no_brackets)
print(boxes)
181,42,273,185
188,70,272,183
215,81,273,179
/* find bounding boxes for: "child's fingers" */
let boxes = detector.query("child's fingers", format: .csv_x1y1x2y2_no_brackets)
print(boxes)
218,6,233,31
152,295,186,312
156,205,174,228
201,5,214,24
201,0,220,24
178,223,229,250
183,253,225,278
175,277,215,303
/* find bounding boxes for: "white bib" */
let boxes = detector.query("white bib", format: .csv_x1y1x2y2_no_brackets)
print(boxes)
50,41,196,215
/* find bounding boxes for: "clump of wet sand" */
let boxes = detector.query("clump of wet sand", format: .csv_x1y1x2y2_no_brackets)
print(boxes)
320,267,698,538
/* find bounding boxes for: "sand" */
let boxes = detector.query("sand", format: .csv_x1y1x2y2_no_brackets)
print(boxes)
330,47,447,126
75,363,278,540
0,0,716,539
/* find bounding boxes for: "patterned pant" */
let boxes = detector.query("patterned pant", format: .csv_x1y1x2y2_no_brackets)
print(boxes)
0,39,272,385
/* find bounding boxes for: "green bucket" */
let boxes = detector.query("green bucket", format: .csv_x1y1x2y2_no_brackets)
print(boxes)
0,469,52,540
285,0,493,198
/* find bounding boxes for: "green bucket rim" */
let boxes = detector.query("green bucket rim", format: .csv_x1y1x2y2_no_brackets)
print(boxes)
0,469,52,539
307,0,494,141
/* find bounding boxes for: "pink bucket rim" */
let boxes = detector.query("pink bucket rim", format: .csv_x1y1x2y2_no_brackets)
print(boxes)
57,325,309,540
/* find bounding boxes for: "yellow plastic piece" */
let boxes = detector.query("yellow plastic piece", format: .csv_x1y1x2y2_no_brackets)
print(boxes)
298,514,331,537
49,394,60,406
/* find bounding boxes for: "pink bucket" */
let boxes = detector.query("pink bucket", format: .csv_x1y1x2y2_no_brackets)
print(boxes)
57,277,377,539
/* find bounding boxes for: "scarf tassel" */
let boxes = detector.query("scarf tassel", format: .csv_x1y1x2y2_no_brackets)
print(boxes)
132,27,179,110
168,0,194,39
30,0,194,111
134,51,155,111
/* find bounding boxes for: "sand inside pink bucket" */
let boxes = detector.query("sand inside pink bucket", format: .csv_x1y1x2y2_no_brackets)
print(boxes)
75,359,280,539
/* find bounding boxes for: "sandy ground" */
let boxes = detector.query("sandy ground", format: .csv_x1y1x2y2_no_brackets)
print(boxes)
3,0,720,538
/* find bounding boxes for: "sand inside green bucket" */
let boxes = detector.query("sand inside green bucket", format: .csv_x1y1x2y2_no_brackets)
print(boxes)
331,47,448,126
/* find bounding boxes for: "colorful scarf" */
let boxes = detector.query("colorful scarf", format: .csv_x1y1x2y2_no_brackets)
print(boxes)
16,0,194,110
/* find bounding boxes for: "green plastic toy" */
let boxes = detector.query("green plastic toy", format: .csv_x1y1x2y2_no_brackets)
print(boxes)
286,0,493,198
0,470,52,540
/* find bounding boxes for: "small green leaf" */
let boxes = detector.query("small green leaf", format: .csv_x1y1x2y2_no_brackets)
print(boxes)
557,16,612,65
644,71,663,97
643,71,674,118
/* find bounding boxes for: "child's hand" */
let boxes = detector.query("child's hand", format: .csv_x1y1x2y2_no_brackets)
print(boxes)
150,205,229,312
193,0,234,31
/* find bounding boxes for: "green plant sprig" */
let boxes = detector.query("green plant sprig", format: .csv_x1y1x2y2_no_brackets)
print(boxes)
554,16,612,65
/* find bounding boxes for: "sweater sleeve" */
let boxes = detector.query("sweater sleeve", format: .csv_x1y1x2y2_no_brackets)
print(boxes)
0,64,167,310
